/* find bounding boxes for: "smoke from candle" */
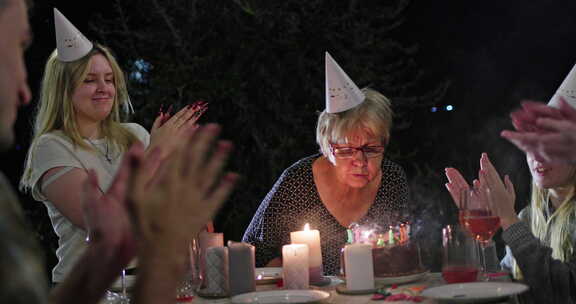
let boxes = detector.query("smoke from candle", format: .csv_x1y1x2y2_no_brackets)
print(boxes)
401,115,530,272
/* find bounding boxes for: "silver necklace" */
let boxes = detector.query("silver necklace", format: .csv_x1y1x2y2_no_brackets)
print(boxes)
86,138,112,163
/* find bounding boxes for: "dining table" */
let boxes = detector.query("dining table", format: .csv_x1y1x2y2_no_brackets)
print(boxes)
187,272,524,304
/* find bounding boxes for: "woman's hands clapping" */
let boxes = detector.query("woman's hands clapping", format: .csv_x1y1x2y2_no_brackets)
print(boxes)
478,153,518,229
445,167,471,208
502,97,576,163
149,101,208,160
445,153,519,230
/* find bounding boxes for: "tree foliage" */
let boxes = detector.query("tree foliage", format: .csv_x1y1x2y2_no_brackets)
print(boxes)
92,0,448,241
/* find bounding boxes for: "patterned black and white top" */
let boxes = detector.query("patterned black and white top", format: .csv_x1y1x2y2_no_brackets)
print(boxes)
242,154,409,275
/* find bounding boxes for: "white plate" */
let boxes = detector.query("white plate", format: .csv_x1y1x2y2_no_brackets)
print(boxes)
110,275,136,291
255,267,282,284
374,270,429,286
231,290,330,304
421,282,528,303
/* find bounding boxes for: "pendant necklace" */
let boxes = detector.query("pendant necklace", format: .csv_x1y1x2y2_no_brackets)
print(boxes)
86,138,113,163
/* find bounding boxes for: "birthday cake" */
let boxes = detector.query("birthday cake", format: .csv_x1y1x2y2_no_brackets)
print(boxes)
342,223,425,278
371,240,424,277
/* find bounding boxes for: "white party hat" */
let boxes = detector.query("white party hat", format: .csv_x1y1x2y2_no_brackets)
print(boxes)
54,8,93,62
325,52,365,113
548,63,576,109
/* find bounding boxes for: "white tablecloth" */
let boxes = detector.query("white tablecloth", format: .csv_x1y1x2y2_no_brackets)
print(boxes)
190,273,521,304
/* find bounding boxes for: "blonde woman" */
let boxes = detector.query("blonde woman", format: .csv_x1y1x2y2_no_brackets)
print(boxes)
19,42,203,283
446,153,576,304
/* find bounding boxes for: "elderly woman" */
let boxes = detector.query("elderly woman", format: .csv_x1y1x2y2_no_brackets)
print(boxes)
242,53,409,276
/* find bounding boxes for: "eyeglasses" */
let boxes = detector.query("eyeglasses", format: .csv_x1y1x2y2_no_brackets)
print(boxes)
330,145,386,159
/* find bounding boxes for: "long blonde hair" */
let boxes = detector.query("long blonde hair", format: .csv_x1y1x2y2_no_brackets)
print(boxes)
513,182,576,279
20,44,137,191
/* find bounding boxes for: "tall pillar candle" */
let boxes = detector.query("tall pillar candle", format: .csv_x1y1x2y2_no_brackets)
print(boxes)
290,223,323,283
202,246,229,296
227,241,256,296
282,244,309,289
344,243,374,291
198,232,224,286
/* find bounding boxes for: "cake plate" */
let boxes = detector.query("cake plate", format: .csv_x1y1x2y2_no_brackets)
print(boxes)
374,270,429,286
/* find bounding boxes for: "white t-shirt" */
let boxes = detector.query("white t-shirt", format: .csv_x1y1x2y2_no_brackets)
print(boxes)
27,123,150,282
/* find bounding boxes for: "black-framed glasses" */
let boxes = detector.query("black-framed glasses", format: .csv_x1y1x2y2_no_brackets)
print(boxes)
330,145,386,159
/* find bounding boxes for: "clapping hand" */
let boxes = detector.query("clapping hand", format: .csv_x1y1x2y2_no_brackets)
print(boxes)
502,97,576,163
149,101,209,160
477,153,518,229
445,167,471,209
130,123,238,258
128,123,238,304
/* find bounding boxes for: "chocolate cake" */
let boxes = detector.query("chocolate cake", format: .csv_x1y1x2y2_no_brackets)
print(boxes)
341,223,425,278
371,241,424,277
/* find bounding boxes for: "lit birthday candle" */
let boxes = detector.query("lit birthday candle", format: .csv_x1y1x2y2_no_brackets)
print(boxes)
400,223,406,243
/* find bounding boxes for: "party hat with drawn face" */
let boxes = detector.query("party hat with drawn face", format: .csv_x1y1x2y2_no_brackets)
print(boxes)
548,63,576,109
54,8,93,62
325,52,365,113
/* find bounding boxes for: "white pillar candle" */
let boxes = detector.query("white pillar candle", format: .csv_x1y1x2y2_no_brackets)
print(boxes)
227,241,256,296
203,246,229,296
282,244,309,289
198,232,224,287
344,243,374,291
290,223,323,283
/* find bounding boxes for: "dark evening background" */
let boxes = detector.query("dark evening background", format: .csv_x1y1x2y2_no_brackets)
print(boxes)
4,0,576,277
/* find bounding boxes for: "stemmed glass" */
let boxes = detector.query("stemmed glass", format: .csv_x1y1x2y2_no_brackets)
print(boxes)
459,188,501,280
118,268,130,303
86,231,129,303
175,238,201,302
104,268,130,304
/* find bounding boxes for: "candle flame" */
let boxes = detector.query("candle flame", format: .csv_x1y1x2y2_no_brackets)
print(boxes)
304,223,310,231
257,274,262,280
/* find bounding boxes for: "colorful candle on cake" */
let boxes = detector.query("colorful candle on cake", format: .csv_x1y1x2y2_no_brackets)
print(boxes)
388,226,395,245
399,223,406,243
282,244,309,289
290,223,323,283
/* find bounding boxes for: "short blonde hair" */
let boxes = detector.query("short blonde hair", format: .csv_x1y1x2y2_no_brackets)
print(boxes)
20,43,137,191
316,88,393,163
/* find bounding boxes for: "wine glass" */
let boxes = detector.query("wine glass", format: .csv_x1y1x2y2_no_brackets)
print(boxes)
460,188,501,280
176,238,201,302
119,268,130,303
85,234,129,304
